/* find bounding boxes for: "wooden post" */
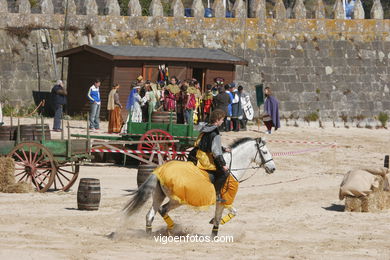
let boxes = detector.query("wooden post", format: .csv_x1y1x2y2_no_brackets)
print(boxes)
384,155,389,168
87,114,90,154
16,118,20,144
61,118,64,140
67,120,71,158
41,115,45,143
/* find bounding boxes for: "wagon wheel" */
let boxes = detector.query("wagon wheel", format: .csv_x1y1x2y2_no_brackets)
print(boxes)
137,129,176,164
54,160,80,191
8,142,56,192
173,149,189,161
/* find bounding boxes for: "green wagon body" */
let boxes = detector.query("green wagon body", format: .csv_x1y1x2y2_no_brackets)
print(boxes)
0,123,90,192
72,111,200,150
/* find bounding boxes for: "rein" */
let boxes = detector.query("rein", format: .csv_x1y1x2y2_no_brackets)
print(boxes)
228,139,274,183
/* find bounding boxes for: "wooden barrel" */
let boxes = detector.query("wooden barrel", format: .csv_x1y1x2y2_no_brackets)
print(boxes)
77,178,101,210
0,126,12,140
137,164,156,187
151,111,177,124
20,124,51,141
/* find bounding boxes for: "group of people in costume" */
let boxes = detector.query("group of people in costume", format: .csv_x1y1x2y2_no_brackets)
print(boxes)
107,75,258,134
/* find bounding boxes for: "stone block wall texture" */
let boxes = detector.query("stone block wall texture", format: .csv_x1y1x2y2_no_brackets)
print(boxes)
0,13,390,120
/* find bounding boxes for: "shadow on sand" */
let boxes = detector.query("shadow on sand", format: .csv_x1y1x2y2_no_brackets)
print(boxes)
322,203,345,212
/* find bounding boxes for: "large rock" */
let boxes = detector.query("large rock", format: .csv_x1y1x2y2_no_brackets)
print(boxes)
191,0,204,18
63,0,77,15
84,0,98,15
149,0,163,17
273,0,286,19
254,0,266,21
17,0,31,14
40,0,54,14
333,0,345,19
314,0,325,19
0,0,8,13
128,0,142,16
212,0,225,18
172,0,184,17
292,0,306,19
370,0,384,19
352,0,364,19
232,0,246,18
105,0,120,16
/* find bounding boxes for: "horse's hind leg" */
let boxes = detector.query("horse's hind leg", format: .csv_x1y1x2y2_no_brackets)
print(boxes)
146,182,165,234
159,199,180,232
211,202,225,237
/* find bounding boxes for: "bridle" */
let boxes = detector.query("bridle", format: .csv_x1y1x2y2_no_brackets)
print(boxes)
229,138,274,183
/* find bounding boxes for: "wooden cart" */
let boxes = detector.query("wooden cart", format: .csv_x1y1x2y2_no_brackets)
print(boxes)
73,111,199,164
0,120,91,192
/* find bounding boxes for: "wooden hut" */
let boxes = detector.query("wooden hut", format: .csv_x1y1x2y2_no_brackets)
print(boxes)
56,45,247,118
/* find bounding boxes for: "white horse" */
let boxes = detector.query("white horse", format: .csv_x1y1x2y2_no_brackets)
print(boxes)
123,137,276,237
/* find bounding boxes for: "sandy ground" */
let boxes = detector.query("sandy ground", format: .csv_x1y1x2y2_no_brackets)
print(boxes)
0,116,390,259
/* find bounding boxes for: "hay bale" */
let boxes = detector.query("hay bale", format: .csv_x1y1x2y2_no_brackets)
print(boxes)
0,156,33,193
344,175,390,212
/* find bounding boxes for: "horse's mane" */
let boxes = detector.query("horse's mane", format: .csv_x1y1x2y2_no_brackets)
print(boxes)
229,137,254,149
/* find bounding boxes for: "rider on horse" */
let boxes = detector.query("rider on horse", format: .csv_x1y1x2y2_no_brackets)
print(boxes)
189,109,230,202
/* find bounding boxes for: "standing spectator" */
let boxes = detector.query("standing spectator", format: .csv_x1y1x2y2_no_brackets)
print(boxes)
126,84,143,123
185,82,197,124
107,83,123,133
238,85,248,131
144,81,157,117
202,84,213,122
212,86,231,132
176,83,188,124
224,84,234,132
231,85,243,132
51,80,67,132
87,79,101,130
263,87,280,134
164,76,179,111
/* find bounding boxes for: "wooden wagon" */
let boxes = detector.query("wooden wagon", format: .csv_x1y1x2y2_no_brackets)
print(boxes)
0,120,91,192
73,111,200,165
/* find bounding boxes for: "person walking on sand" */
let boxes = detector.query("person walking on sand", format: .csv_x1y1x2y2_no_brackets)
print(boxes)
107,83,123,134
87,79,101,131
263,87,280,134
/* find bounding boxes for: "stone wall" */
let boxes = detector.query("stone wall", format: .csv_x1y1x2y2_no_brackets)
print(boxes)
0,0,389,120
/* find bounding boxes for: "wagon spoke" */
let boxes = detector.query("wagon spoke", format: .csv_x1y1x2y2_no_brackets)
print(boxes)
58,171,71,182
35,169,51,178
15,170,27,177
57,168,77,175
31,148,41,163
14,152,27,164
56,173,66,187
33,153,45,165
17,173,28,182
21,149,29,163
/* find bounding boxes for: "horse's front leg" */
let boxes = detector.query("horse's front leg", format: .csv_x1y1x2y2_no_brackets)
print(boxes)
211,202,224,237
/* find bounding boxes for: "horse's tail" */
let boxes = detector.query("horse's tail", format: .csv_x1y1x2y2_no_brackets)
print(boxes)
123,174,158,217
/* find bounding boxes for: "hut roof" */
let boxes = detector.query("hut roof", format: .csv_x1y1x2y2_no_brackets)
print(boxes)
56,45,247,65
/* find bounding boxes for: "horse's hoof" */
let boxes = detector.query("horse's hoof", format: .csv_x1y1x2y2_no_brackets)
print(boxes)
146,226,152,235
209,218,214,224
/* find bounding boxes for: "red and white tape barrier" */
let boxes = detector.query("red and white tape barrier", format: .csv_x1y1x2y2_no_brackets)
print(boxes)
90,149,187,155
267,139,335,146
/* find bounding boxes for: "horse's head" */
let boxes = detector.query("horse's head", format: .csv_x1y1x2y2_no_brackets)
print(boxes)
254,137,276,174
